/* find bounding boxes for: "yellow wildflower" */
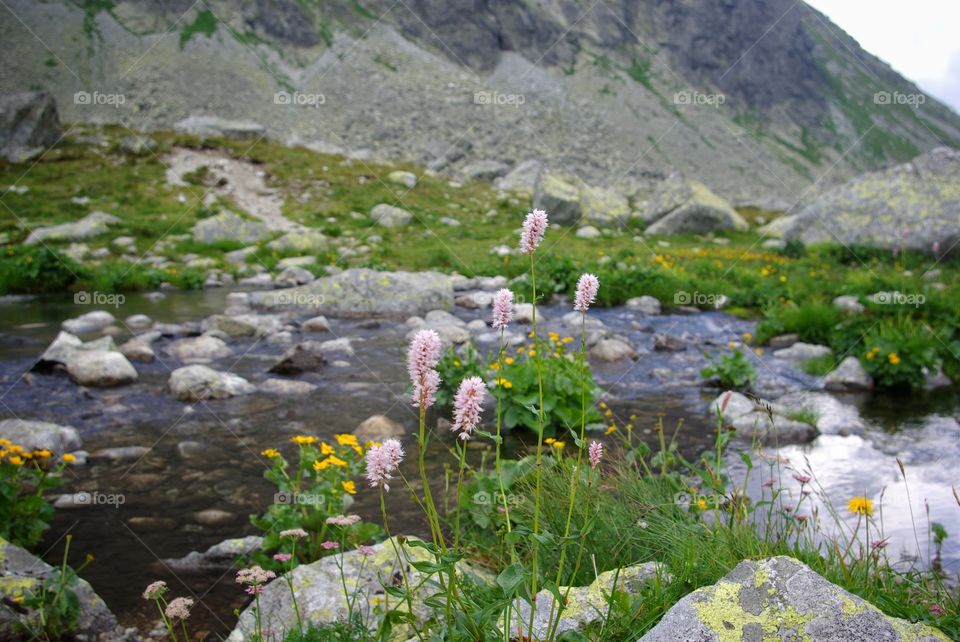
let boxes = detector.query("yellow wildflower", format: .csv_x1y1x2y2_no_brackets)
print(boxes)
453,360,461,367
365,441,382,450
848,496,873,516
32,449,51,458
728,341,737,349
490,362,500,370
8,455,23,466
528,349,537,357
504,357,515,365
321,442,335,455
261,448,281,459
62,453,77,463
342,480,357,495
888,353,901,365
561,337,574,344
544,438,556,445
335,434,359,447
551,441,565,450
291,435,318,445
696,498,708,510
604,425,617,435
495,378,513,389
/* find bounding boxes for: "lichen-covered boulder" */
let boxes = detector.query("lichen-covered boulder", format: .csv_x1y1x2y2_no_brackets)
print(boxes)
639,556,948,641
782,147,960,252
580,185,631,227
0,536,123,640
0,419,80,456
0,91,61,163
250,269,454,318
643,174,748,235
533,173,581,225
168,365,255,401
192,210,270,244
24,212,121,245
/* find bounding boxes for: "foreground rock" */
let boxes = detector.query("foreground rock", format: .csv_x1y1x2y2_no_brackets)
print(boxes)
65,350,138,387
163,535,264,573
25,211,121,245
0,91,61,162
643,174,748,235
0,536,129,641
824,356,874,392
0,418,80,455
169,365,255,401
640,556,948,641
250,269,454,318
783,147,960,252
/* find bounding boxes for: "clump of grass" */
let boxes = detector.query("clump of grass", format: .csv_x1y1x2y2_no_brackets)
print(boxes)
800,354,837,376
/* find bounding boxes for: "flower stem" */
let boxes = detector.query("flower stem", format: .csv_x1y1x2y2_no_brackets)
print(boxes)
528,251,546,636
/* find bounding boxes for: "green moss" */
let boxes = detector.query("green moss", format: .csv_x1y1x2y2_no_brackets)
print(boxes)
180,9,218,49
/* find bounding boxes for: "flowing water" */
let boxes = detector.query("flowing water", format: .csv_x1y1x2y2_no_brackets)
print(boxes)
0,290,956,638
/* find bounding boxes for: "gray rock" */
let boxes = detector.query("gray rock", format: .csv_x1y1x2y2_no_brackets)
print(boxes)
353,415,406,441
258,378,318,395
782,147,960,253
533,173,581,225
768,333,800,349
25,211,121,245
774,391,866,436
169,365,256,401
267,229,328,253
590,338,639,361
494,159,542,196
65,350,138,387
302,315,330,332
626,295,662,315
167,335,233,362
34,330,83,367
643,174,748,235
275,265,315,287
710,391,817,445
772,342,832,361
192,210,270,244
513,303,545,324
0,419,80,456
640,556,947,642
580,184,630,227
454,291,493,309
387,170,417,188
276,255,318,269
174,115,265,139
461,159,509,181
193,508,235,526
251,269,454,319
118,135,157,156
833,294,865,314
0,91,61,162
269,341,328,375
89,446,150,461
824,356,874,392
201,314,258,337
370,203,413,227
120,338,156,363
125,313,152,329
62,310,116,334
0,536,119,639
575,225,601,239
163,535,264,573
654,333,686,352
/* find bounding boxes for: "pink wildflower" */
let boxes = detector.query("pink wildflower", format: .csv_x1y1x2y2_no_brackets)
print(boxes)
573,273,600,313
279,528,308,539
491,289,514,330
321,541,339,550
366,438,404,492
930,604,945,617
164,597,194,621
326,514,362,527
933,241,941,255
761,479,775,489
236,566,276,587
588,441,603,469
452,376,485,440
792,473,811,484
520,209,548,254
272,553,292,562
142,580,167,600
358,545,376,555
408,330,442,408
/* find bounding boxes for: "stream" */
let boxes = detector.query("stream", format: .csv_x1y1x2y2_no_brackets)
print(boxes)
0,288,957,638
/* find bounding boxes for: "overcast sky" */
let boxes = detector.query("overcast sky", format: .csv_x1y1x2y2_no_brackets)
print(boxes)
805,0,960,113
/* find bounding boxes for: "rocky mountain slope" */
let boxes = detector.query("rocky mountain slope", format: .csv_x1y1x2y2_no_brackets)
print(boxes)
1,0,958,207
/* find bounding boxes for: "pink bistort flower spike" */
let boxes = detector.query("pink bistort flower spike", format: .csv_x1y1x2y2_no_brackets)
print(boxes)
491,289,514,330
520,209,549,254
452,376,486,440
408,330,442,408
366,438,405,492
588,441,603,469
573,273,600,313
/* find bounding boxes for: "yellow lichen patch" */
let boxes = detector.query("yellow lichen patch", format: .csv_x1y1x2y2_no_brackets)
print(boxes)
691,580,814,642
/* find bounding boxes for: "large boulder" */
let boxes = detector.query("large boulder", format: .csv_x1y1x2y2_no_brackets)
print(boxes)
643,174,748,235
494,159,542,196
353,414,406,441
65,350,138,387
266,229,328,252
533,173,581,225
460,159,509,181
163,535,264,573
782,147,960,252
0,536,123,641
0,91,61,162
250,269,454,318
640,556,948,641
168,365,256,401
824,356,874,392
174,115,265,140
710,392,817,445
192,210,270,244
33,332,118,371
580,185,631,227
24,211,121,245
0,419,80,456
